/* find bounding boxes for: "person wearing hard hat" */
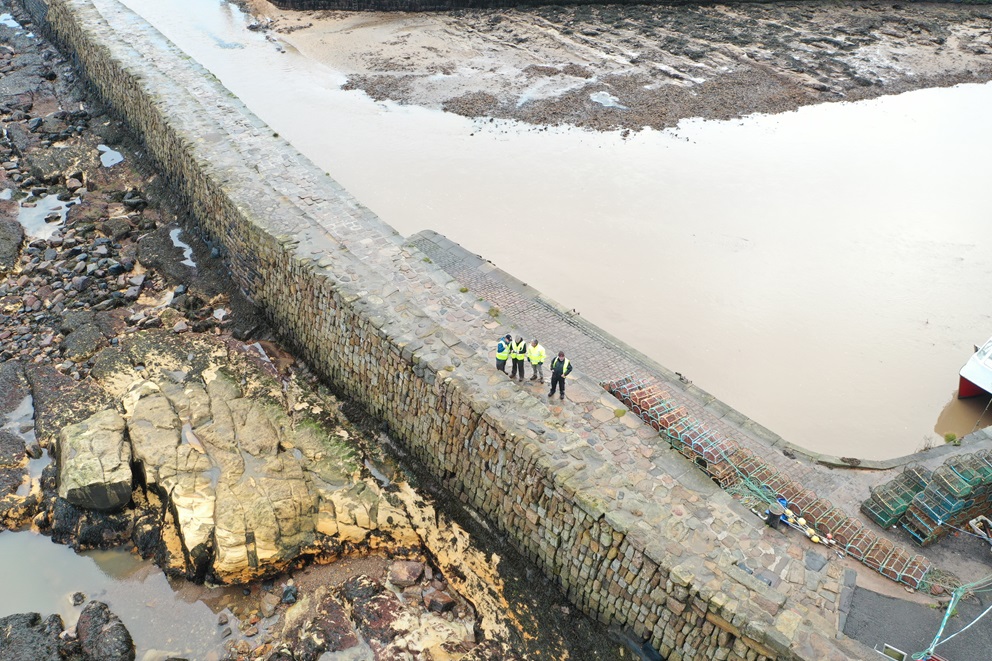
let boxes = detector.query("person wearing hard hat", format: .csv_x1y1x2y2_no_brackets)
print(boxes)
495,334,512,374
526,339,546,384
548,351,573,401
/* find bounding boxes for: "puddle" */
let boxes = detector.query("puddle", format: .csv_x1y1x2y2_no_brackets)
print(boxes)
169,228,197,267
0,12,21,29
590,91,627,109
17,194,77,240
97,144,125,167
1,395,49,498
0,532,248,659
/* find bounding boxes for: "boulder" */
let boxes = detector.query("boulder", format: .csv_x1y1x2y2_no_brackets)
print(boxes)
0,612,63,661
58,409,132,511
75,601,135,661
388,560,425,588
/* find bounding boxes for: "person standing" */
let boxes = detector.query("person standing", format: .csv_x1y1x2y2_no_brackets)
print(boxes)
527,339,546,383
548,351,572,401
495,334,512,374
510,336,527,381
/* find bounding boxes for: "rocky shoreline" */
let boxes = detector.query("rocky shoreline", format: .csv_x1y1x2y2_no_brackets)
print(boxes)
0,2,623,658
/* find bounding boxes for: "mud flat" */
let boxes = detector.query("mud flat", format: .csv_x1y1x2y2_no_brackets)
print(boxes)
242,0,992,131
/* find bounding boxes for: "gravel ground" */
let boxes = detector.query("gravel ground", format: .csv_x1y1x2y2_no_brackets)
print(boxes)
242,0,992,131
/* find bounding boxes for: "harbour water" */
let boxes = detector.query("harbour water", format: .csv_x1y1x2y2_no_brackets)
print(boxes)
115,0,992,460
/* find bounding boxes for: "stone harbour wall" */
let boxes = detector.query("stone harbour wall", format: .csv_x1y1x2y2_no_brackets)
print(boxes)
26,1,874,659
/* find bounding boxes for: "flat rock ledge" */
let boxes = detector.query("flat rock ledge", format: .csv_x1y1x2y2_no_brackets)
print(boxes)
56,340,418,583
58,409,131,511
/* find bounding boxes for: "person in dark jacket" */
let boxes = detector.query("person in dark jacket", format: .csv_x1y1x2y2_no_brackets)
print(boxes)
495,334,512,373
548,351,573,401
510,336,527,381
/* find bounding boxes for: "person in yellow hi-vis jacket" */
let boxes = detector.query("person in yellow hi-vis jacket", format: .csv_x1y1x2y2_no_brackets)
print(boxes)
548,351,573,401
495,334,512,373
526,339,546,384
510,336,527,381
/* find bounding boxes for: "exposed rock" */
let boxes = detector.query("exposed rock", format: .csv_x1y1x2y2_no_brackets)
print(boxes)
0,217,23,274
57,409,132,511
24,365,114,441
348,580,405,646
388,560,424,588
260,591,281,618
0,612,63,661
289,592,359,661
74,601,135,661
50,489,135,550
77,331,418,583
425,589,456,614
62,322,107,361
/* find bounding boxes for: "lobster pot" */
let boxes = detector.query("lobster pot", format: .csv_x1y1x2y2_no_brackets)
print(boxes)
862,497,903,529
814,507,848,538
961,452,992,484
748,464,779,491
833,518,866,547
864,468,931,527
863,538,896,572
901,506,945,547
879,549,932,590
790,489,820,522
731,449,765,478
695,437,742,487
775,480,804,507
643,399,678,431
915,484,965,521
946,455,984,491
975,449,992,481
629,385,663,415
844,528,879,561
665,413,700,453
657,409,687,448
931,464,975,500
602,374,635,393
902,463,933,491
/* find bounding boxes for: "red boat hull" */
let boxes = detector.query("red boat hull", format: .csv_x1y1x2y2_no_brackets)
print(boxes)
959,375,988,399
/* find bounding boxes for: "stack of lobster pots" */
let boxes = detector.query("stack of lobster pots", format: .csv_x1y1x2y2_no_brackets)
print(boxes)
603,375,937,592
898,451,992,547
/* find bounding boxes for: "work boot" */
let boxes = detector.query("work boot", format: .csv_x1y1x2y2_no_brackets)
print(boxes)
529,375,537,381
560,395,565,401
547,392,553,398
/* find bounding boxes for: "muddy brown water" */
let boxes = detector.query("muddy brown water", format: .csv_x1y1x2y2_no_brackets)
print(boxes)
0,531,242,660
113,0,992,461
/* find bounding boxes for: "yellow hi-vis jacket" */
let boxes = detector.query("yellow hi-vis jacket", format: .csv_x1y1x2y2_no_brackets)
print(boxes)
496,338,511,361
527,343,546,365
510,340,527,360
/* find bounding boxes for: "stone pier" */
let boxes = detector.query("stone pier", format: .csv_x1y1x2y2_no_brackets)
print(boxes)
20,0,883,658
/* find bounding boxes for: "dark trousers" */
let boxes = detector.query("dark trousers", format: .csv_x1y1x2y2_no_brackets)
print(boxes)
496,358,507,373
511,358,525,379
549,373,566,398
